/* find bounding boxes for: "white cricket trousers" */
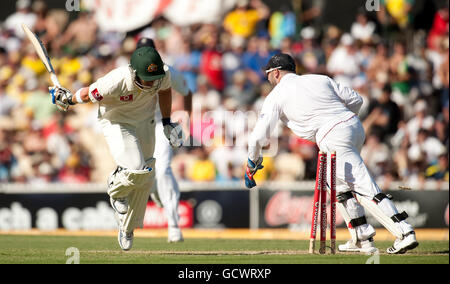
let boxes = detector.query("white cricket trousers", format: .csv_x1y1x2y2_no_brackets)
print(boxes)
100,118,156,233
153,121,181,229
318,116,412,239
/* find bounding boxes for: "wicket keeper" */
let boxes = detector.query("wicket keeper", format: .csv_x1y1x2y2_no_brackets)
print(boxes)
245,53,418,254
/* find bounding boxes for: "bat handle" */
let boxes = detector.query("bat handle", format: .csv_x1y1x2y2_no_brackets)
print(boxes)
50,73,61,88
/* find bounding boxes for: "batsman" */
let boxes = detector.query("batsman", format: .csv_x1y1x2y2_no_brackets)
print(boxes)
245,53,419,254
49,46,183,251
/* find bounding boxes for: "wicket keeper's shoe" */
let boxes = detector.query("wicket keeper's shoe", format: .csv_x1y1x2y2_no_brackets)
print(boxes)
338,238,378,254
118,229,134,251
110,197,128,215
386,231,419,254
168,227,184,243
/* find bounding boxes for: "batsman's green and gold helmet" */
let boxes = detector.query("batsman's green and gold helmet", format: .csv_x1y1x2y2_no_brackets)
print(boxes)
130,46,165,82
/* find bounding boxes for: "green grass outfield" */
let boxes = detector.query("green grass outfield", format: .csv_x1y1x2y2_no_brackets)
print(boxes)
0,235,448,264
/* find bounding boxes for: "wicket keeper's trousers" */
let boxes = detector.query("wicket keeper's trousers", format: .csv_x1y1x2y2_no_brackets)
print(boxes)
317,115,381,198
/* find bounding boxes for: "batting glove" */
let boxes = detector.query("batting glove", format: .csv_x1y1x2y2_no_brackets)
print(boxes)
162,118,184,148
49,86,74,112
245,157,264,189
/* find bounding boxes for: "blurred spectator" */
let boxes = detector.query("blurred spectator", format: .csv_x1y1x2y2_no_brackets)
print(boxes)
408,128,446,166
3,0,37,39
242,36,260,84
379,0,415,30
367,42,390,86
296,27,326,74
327,33,361,87
298,0,324,29
24,82,56,127
0,27,22,52
223,0,270,39
289,136,317,179
192,75,221,111
363,84,402,143
57,152,90,184
199,27,225,91
242,35,277,85
351,10,377,44
405,99,435,143
210,140,247,182
189,147,216,182
427,4,449,50
0,80,19,117
46,121,71,168
425,152,449,181
172,39,201,93
269,5,296,47
53,11,98,55
437,44,449,105
224,70,257,105
274,152,305,181
0,130,17,182
389,41,411,106
361,134,392,178
427,37,449,92
434,101,449,148
222,35,246,85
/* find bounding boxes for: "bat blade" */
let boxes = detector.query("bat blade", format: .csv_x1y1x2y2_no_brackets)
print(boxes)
21,23,60,87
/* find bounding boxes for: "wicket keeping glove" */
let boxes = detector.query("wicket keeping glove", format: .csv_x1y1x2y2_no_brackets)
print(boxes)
49,86,74,112
245,157,264,189
162,118,184,148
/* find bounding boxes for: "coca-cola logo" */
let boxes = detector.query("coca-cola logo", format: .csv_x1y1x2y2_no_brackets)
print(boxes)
265,191,344,227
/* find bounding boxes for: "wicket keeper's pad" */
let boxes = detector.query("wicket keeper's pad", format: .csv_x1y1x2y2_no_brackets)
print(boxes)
355,194,404,239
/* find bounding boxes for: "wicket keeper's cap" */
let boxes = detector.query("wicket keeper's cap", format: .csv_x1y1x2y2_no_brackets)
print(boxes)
130,46,165,82
264,53,296,73
136,38,156,49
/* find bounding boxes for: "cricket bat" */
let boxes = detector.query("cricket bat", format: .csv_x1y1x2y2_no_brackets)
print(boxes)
21,23,61,88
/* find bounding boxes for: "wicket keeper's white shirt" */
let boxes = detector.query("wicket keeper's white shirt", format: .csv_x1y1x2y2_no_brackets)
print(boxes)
248,73,363,161
88,66,171,124
154,65,190,122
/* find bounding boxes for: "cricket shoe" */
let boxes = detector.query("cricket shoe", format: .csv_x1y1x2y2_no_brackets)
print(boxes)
168,227,184,243
110,197,128,215
387,231,419,254
338,238,379,254
118,229,134,251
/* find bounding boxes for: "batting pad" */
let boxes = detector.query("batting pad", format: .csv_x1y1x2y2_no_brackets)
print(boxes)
107,167,153,200
121,158,156,233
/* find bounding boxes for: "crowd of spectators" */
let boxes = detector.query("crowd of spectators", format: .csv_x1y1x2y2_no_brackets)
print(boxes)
0,0,448,189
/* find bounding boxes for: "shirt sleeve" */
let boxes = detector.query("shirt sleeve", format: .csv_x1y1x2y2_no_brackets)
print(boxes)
168,66,190,96
159,68,172,90
248,93,281,161
88,68,123,103
329,77,363,115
